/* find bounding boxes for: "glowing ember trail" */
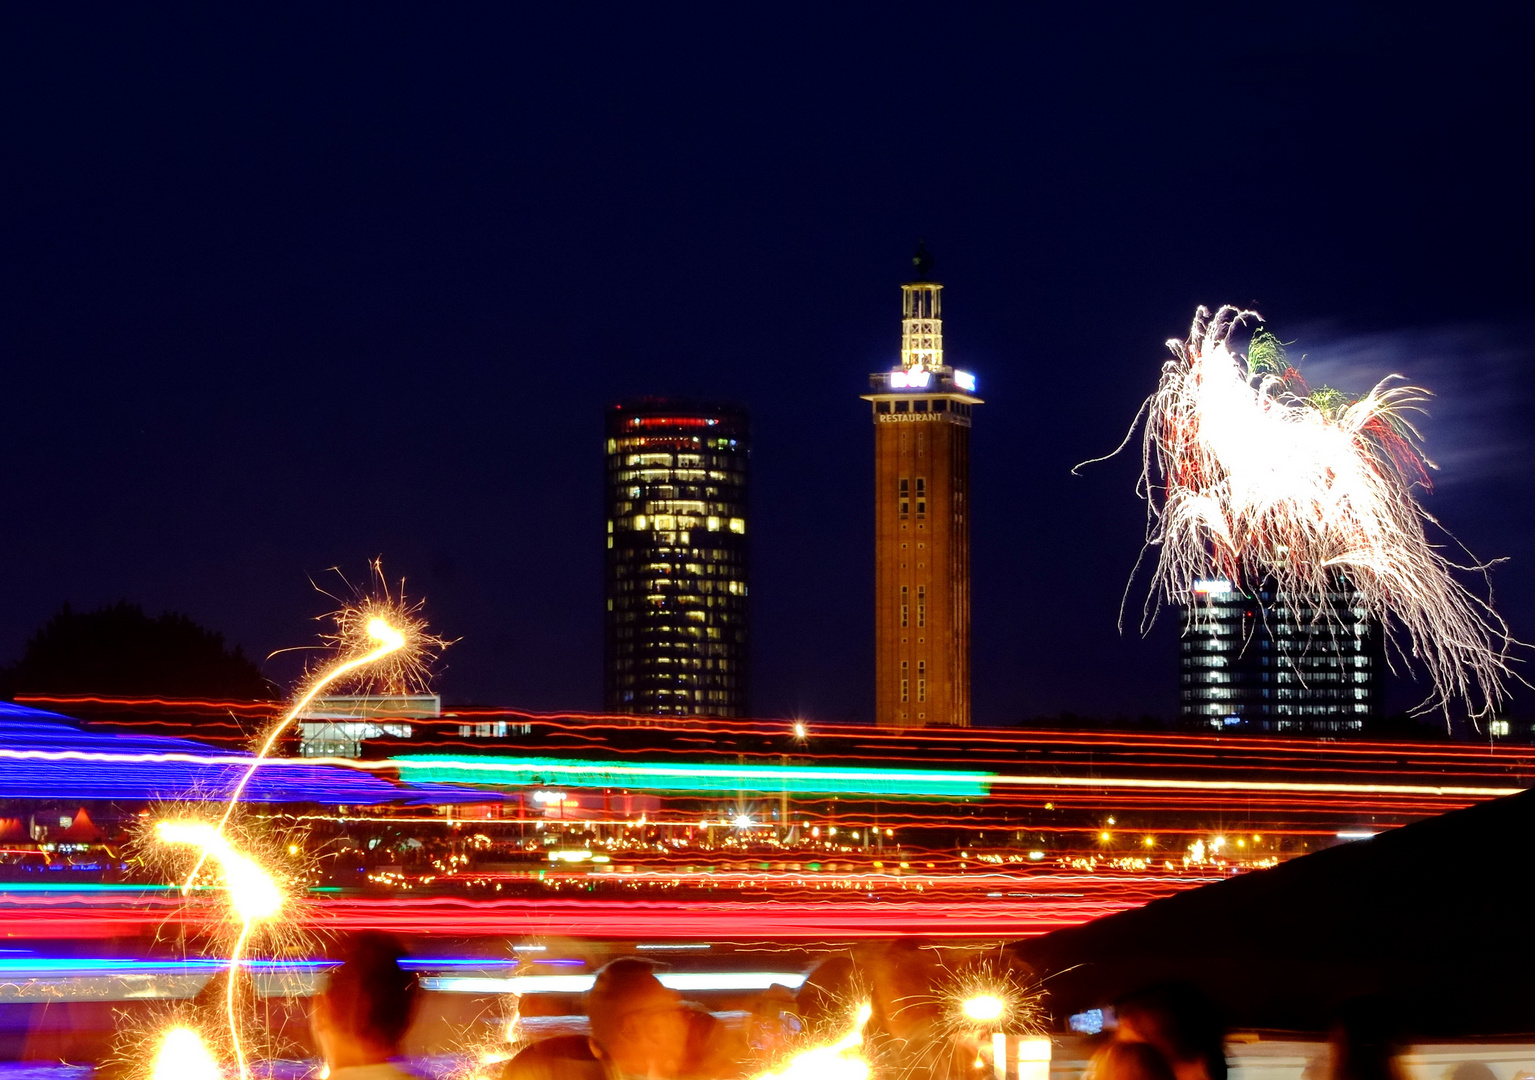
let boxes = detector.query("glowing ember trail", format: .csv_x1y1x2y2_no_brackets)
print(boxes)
157,821,284,1079
202,613,406,853
156,821,282,922
1081,304,1517,719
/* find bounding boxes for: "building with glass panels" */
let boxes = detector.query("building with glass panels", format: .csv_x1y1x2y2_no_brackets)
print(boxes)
1180,576,1384,734
604,400,750,717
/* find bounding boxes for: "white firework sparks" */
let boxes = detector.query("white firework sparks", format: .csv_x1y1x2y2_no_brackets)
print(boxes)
1083,304,1518,720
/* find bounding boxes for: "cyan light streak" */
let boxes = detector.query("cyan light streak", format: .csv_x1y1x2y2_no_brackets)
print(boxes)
389,755,995,798
0,956,531,977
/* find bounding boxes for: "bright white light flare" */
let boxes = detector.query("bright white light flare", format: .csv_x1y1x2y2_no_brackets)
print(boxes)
152,1027,221,1080
753,1003,872,1080
157,820,282,922
962,995,1006,1023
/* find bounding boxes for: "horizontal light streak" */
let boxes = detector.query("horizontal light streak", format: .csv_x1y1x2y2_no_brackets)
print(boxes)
0,887,1194,940
390,755,992,797
0,744,1513,800
421,971,807,994
985,774,1518,798
387,754,1521,800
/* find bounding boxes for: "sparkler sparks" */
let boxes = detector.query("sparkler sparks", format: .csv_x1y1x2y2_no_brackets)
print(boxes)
937,961,1041,1039
753,1003,873,1080
1083,304,1518,719
151,1026,222,1080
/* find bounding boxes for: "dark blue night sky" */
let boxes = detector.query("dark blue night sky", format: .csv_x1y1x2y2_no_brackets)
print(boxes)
4,5,1532,724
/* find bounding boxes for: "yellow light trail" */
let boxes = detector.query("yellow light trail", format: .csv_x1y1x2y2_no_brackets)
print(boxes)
201,615,406,863
156,821,282,922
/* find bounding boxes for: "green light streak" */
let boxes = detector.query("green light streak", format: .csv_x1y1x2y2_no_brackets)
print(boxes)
0,883,215,894
390,755,993,798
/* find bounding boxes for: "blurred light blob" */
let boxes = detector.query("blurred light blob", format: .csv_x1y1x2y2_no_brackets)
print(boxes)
152,1026,221,1080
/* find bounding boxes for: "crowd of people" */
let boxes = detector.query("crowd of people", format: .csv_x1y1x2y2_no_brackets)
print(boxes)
311,934,1405,1080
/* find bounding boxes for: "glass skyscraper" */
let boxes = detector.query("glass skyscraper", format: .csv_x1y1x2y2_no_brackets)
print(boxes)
1180,576,1384,734
604,400,750,717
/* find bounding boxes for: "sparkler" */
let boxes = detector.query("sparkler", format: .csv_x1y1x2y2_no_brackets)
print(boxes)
148,562,444,1078
937,963,1040,1039
151,1026,222,1080
753,1003,873,1080
156,820,284,1079
1082,305,1517,719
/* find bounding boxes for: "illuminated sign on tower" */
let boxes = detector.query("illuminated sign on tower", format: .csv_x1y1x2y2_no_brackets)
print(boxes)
862,245,982,727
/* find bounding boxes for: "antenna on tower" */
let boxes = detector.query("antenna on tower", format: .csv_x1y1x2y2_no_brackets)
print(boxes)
911,240,935,282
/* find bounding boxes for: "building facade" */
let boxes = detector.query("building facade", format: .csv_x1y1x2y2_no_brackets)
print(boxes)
863,249,982,727
604,400,750,717
1180,576,1385,734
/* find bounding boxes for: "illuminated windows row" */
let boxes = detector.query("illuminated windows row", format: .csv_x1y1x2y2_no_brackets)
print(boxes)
617,514,747,534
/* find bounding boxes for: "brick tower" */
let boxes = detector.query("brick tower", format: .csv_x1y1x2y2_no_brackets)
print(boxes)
862,245,982,727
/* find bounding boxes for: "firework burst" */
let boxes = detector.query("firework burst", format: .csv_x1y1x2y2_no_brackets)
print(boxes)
1082,305,1518,720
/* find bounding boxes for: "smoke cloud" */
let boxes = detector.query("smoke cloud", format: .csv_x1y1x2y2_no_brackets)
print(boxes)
1285,321,1533,489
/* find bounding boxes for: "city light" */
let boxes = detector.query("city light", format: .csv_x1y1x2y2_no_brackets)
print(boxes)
953,370,977,391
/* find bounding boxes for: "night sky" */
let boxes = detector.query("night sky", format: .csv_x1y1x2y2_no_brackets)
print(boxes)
4,5,1533,724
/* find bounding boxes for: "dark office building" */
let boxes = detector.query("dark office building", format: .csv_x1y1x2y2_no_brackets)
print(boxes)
1180,576,1385,734
604,400,750,717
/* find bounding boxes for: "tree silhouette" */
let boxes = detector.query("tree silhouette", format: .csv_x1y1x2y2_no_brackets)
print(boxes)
0,602,275,700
